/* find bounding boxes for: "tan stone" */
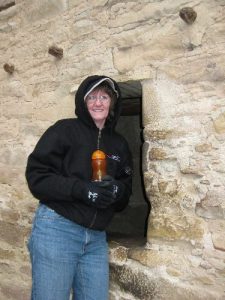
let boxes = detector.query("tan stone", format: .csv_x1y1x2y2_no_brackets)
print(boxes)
166,267,182,277
143,172,159,198
0,248,15,260
19,264,31,276
208,220,225,251
158,179,179,196
143,128,186,141
149,147,167,160
144,129,172,140
180,164,205,176
195,143,212,152
0,165,25,185
23,0,67,23
128,248,186,270
109,243,128,265
213,112,225,134
0,209,20,224
0,221,28,247
147,214,206,241
196,276,215,285
1,282,30,300
196,189,225,220
0,119,20,140
200,190,224,207
142,81,159,127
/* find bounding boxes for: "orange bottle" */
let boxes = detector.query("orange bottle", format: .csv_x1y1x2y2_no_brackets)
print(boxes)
91,150,107,181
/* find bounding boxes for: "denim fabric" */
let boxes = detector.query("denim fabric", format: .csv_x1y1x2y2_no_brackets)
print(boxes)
28,204,109,300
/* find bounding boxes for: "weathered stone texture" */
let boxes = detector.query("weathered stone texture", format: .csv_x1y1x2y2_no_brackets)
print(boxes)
110,256,222,300
1,0,225,299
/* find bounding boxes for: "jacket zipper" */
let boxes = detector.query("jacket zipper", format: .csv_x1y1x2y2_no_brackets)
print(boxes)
97,128,102,149
89,128,102,228
89,210,97,228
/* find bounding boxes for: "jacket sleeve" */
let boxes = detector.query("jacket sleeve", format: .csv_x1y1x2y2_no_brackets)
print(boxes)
25,124,82,202
113,140,133,212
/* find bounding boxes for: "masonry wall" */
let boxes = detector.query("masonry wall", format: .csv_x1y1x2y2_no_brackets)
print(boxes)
0,1,224,299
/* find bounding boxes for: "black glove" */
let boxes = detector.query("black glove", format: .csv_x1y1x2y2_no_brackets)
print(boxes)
100,175,125,202
80,181,115,209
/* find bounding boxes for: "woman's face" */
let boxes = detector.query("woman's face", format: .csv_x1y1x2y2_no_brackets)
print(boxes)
85,88,111,129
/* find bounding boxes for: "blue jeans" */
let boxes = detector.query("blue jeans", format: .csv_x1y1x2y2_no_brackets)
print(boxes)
28,204,109,300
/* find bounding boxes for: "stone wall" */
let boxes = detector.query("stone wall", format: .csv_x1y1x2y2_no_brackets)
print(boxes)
0,0,224,299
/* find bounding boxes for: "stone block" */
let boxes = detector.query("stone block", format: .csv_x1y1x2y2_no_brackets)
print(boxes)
0,248,15,260
0,282,30,300
0,118,20,140
0,165,26,186
23,0,68,23
142,81,159,127
143,128,173,141
110,263,159,300
109,245,128,265
195,143,212,153
0,221,28,247
149,147,167,160
128,248,184,269
208,220,225,251
158,179,179,196
109,260,221,300
213,112,225,134
0,209,20,224
196,189,225,220
147,213,206,242
195,204,224,220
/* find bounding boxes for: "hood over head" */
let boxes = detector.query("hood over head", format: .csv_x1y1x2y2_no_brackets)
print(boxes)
75,75,121,129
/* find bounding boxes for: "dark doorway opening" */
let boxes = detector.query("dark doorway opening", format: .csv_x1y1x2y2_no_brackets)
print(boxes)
107,81,150,239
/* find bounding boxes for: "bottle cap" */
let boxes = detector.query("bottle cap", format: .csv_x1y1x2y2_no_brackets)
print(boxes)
91,150,106,160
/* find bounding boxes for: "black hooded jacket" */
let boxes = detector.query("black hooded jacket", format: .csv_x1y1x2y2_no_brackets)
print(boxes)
25,75,133,231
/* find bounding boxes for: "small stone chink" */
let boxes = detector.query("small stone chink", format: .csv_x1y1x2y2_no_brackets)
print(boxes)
48,46,63,59
179,7,197,25
3,63,15,74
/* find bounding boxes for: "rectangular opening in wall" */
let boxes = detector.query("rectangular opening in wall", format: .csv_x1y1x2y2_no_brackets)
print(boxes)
107,80,150,242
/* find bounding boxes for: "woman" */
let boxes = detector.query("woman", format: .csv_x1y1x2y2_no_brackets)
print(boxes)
26,75,133,300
